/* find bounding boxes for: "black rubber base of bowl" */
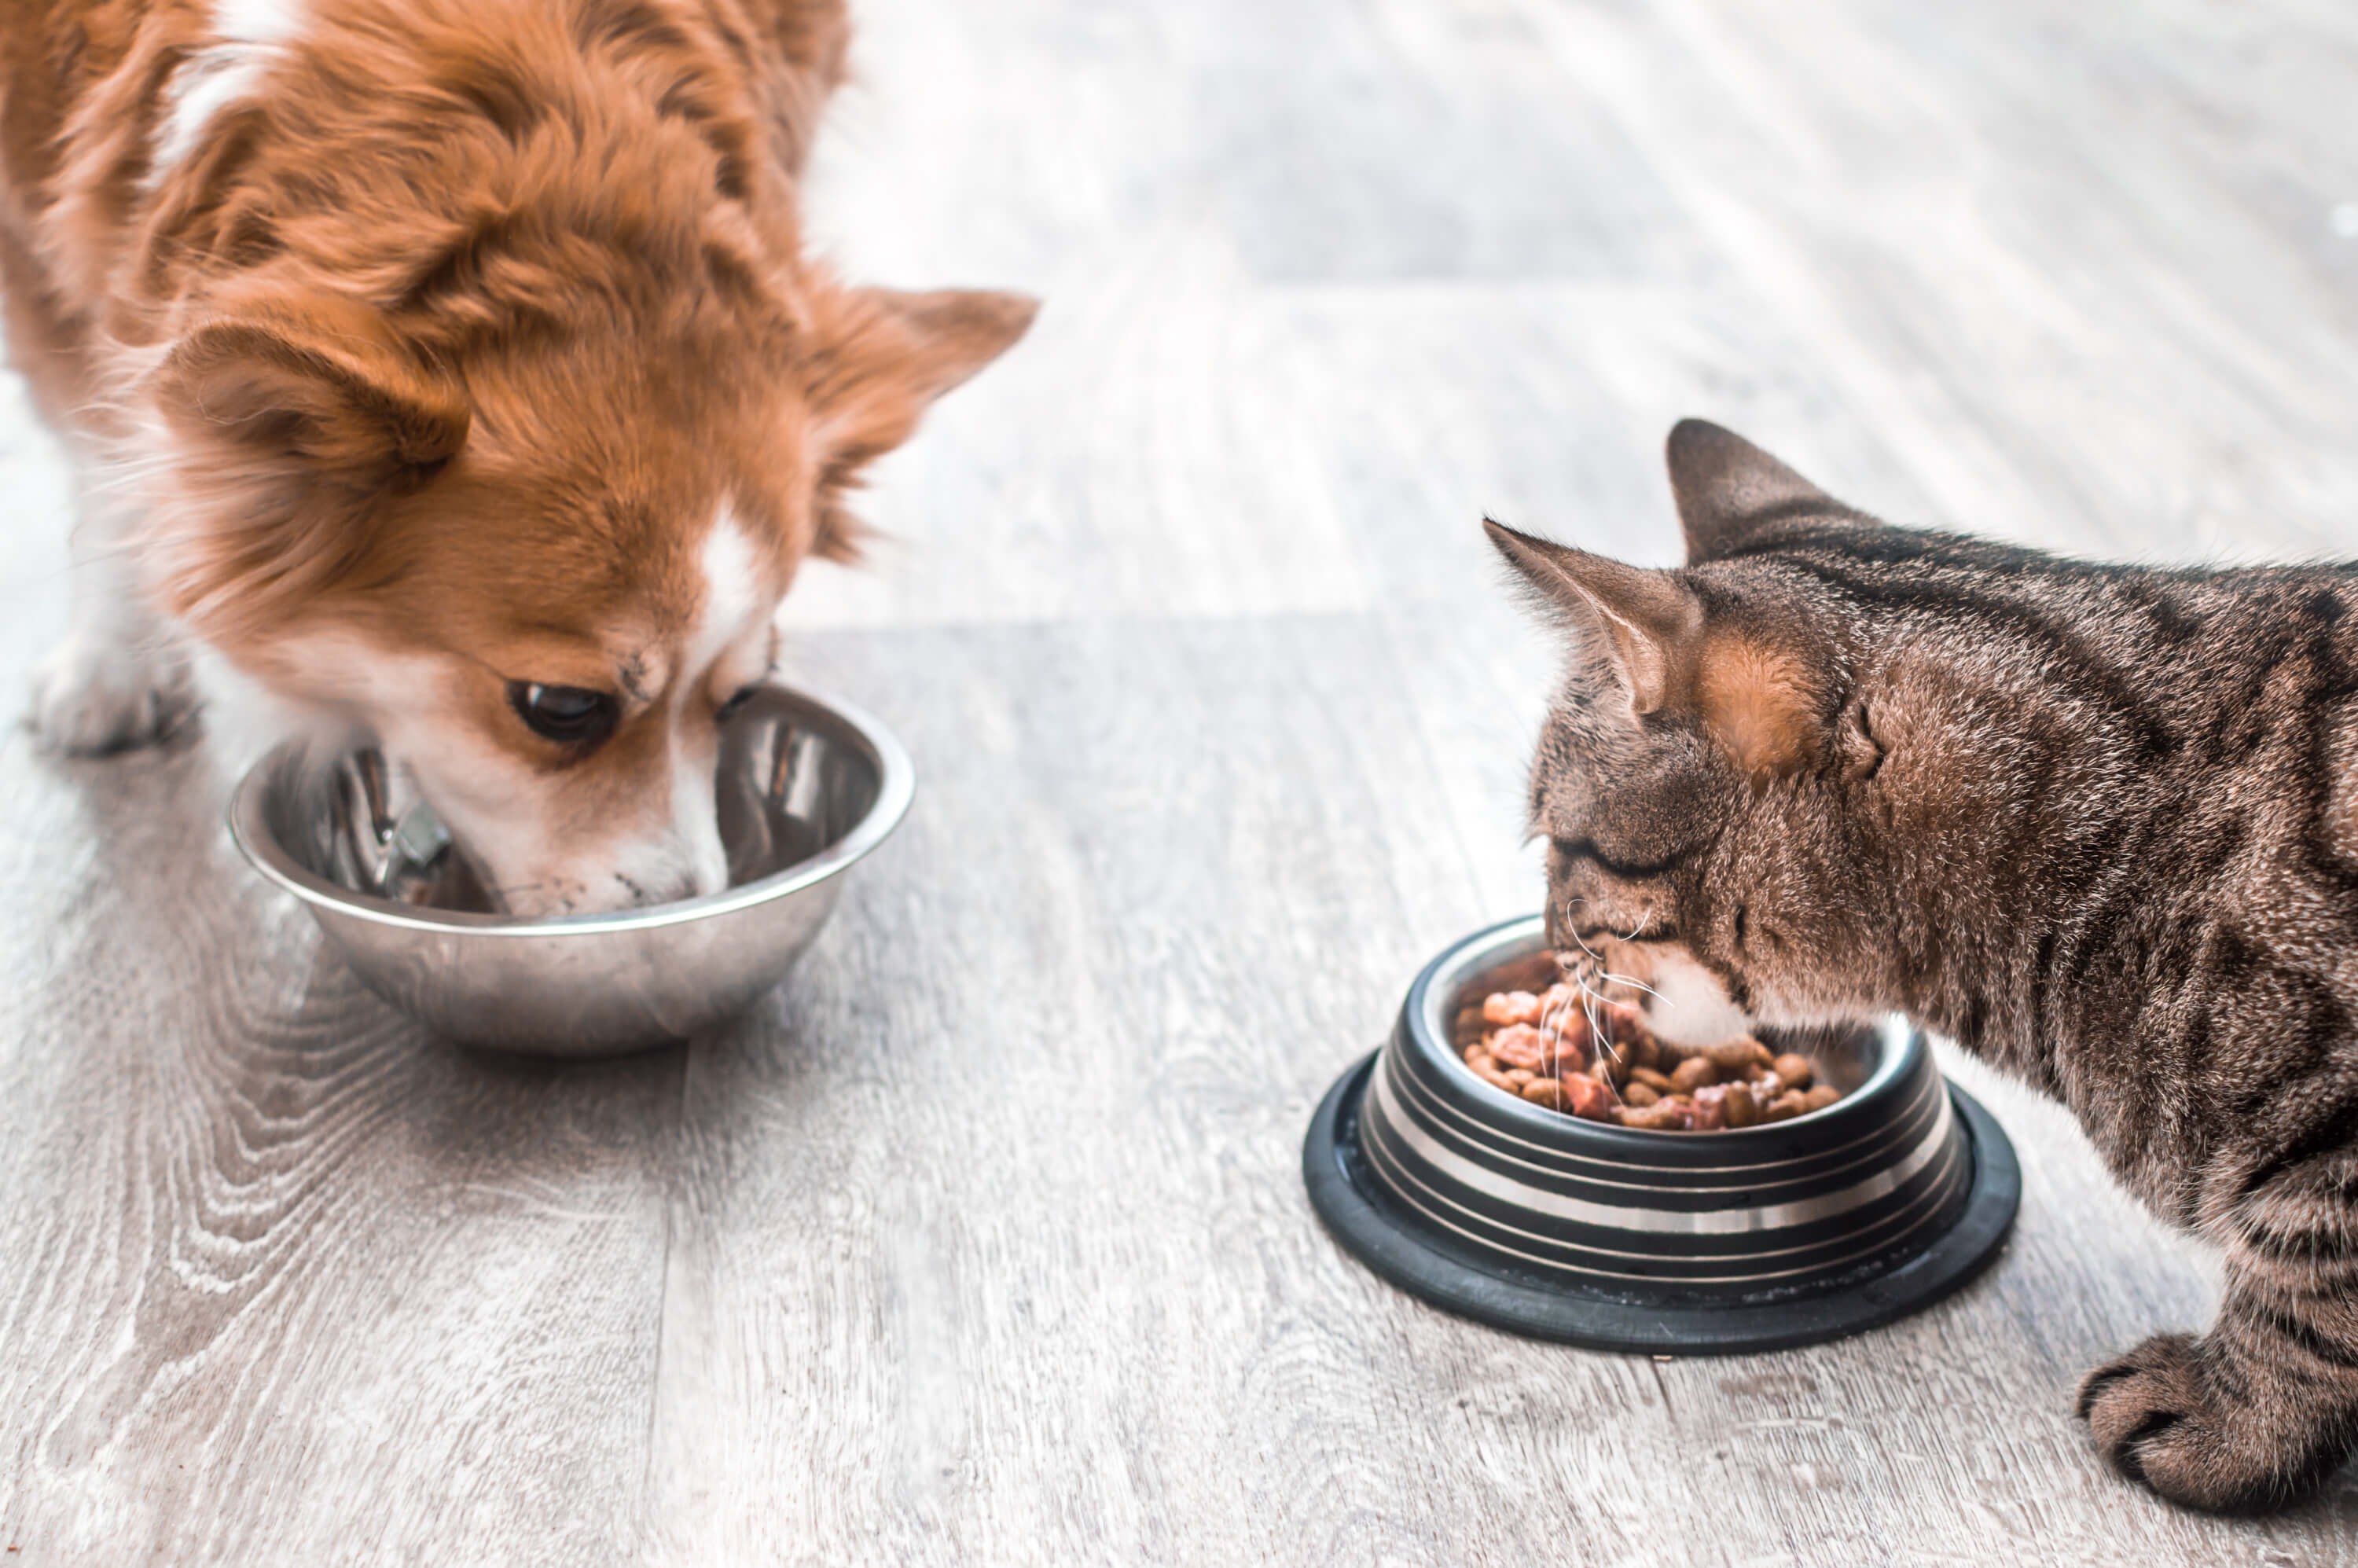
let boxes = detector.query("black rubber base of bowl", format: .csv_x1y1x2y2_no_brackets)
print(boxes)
1303,1051,2021,1355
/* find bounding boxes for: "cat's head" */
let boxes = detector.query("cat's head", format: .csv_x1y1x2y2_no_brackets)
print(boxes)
1492,420,1983,1042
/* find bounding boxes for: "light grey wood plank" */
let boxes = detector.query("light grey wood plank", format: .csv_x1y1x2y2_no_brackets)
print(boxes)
0,740,679,1564
1508,0,2358,564
645,619,1513,1566
778,247,1380,633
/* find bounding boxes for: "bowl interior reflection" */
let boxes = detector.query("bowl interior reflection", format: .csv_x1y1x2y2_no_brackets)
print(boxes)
255,691,890,920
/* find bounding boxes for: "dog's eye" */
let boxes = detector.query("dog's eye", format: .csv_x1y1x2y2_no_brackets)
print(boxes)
508,682,618,746
715,685,760,723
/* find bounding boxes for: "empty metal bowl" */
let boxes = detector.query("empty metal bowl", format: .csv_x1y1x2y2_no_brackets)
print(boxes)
1304,916,2019,1353
229,684,913,1055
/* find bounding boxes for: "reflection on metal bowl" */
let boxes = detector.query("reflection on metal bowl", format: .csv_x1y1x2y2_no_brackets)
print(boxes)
229,684,913,1056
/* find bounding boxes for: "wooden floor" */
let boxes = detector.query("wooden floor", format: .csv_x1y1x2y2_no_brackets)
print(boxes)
6,0,2358,1562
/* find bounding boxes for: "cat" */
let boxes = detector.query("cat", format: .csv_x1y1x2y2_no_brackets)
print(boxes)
1487,419,2358,1512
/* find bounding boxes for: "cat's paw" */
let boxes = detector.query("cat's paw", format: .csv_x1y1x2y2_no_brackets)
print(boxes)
28,632,196,755
2077,1333,2343,1512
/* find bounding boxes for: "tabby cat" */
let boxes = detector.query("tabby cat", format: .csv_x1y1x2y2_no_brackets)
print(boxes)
1489,420,2358,1512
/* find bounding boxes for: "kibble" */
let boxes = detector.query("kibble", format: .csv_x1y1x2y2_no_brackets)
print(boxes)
1462,955,1853,1133
1489,1024,1553,1071
1722,1081,1760,1128
1562,1075,1614,1121
1706,1037,1773,1074
1669,1056,1719,1094
1485,990,1542,1027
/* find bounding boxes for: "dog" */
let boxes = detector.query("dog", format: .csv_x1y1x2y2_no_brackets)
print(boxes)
0,0,1033,914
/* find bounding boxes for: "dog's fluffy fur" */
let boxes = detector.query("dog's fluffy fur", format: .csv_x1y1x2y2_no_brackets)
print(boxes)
0,0,1032,913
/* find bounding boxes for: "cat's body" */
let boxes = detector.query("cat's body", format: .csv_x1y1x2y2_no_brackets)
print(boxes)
1492,420,2358,1512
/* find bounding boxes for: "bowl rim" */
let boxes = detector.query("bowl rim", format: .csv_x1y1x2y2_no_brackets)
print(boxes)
226,682,915,938
1305,1048,2022,1352
1411,913,1912,1146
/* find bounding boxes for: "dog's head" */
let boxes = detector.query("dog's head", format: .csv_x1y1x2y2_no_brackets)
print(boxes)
145,274,1030,915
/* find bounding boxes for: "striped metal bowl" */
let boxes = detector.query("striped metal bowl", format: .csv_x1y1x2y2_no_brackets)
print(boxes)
1304,916,2018,1353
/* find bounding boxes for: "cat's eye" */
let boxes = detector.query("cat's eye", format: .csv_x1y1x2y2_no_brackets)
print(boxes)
715,685,760,724
1551,833,1685,881
508,681,619,747
1552,836,1610,872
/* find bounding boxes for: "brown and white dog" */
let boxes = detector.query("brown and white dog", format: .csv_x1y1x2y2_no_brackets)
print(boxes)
0,0,1032,913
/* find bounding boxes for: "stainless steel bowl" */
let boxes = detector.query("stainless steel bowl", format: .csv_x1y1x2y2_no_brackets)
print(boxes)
229,684,913,1055
1304,915,2019,1352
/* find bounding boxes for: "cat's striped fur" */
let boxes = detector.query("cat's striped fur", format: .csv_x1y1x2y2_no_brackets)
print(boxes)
1490,420,2358,1511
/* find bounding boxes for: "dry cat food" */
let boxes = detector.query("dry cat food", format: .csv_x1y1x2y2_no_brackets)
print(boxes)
1452,953,1845,1131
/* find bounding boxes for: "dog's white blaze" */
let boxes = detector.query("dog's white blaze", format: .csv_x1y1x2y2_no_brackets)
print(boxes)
152,0,310,179
215,0,309,42
684,509,764,689
655,508,765,899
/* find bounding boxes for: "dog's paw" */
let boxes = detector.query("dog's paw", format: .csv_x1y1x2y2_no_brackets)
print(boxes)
28,633,196,755
2077,1333,2341,1512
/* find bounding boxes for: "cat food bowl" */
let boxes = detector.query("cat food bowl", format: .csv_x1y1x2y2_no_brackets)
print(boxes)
1303,915,2018,1352
229,683,913,1056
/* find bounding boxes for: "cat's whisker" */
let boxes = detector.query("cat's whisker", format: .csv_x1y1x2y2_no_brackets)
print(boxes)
1558,897,1667,1001
1541,987,1576,1076
1560,917,1611,971
1578,985,1604,1056
1544,938,1633,1108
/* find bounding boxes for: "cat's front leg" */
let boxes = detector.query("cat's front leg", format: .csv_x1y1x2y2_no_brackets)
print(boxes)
2077,1271,2358,1510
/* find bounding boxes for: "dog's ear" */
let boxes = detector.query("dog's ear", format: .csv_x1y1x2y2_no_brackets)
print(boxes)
155,292,470,490
802,285,1038,559
149,292,469,637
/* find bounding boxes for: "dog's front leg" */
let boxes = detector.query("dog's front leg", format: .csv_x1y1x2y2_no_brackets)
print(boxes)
28,479,195,755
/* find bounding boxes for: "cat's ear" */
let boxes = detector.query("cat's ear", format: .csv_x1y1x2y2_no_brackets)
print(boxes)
1487,516,1826,780
1665,419,1846,564
1484,519,1701,714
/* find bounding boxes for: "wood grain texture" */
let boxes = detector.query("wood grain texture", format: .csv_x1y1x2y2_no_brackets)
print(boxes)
9,0,2358,1561
0,740,683,1563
